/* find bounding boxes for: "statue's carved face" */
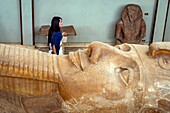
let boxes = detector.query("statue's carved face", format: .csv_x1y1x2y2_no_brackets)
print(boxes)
58,42,140,101
127,5,139,22
122,4,142,22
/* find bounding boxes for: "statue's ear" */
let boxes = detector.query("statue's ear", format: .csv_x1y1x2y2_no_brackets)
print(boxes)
117,67,134,86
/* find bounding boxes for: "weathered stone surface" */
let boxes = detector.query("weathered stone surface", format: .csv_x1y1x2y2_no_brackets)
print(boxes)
0,41,170,112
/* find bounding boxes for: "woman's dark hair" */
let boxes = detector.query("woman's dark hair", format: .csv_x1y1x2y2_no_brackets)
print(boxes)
48,16,62,45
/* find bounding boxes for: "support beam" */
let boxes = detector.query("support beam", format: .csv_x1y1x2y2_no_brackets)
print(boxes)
153,0,169,42
20,0,33,45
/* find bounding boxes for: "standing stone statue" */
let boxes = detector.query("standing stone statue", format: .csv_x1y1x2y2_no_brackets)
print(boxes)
115,4,146,44
0,41,170,113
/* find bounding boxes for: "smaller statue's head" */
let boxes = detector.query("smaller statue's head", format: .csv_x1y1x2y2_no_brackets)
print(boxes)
122,4,143,22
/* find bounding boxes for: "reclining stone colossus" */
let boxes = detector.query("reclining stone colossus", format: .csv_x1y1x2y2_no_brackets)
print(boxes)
0,41,170,113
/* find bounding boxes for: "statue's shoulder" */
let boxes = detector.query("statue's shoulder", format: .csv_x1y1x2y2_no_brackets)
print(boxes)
116,20,123,25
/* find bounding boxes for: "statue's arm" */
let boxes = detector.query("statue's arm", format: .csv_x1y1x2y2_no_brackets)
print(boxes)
115,20,123,40
139,19,146,40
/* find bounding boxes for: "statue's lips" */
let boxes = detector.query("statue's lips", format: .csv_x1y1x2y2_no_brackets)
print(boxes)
68,49,90,71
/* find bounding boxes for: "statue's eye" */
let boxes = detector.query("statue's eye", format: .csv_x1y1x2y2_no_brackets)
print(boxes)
115,43,131,52
116,67,133,86
119,68,130,86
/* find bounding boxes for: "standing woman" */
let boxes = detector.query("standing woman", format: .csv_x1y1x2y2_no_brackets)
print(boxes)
48,16,66,55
